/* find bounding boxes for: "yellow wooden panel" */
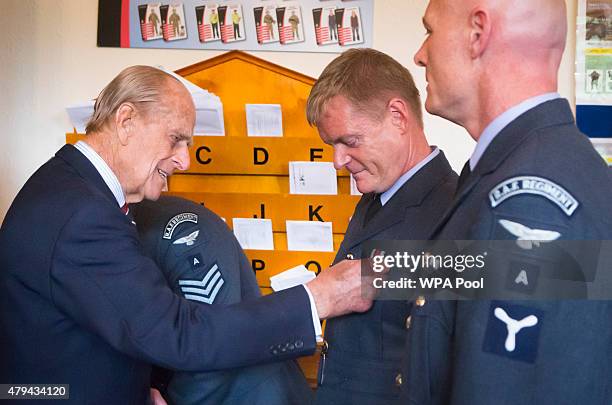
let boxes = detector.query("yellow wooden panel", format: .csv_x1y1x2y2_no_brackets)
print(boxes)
168,174,354,195
260,287,274,296
166,192,359,233
187,137,348,175
176,52,318,139
296,351,321,388
243,250,336,286
67,134,349,176
66,133,81,144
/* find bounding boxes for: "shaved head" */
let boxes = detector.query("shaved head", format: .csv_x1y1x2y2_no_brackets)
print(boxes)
415,0,568,137
485,0,566,63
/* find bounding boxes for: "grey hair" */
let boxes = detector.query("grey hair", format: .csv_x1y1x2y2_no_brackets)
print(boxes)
85,65,177,133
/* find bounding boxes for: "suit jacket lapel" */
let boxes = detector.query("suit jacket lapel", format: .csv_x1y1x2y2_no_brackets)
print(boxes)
429,98,576,238
55,144,119,207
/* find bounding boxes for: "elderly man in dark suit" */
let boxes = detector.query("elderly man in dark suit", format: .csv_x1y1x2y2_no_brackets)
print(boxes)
402,0,612,404
306,48,457,405
0,66,373,404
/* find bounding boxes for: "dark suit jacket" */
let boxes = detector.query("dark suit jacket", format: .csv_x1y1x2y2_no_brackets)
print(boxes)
133,197,313,405
315,151,457,405
401,99,612,405
0,145,315,404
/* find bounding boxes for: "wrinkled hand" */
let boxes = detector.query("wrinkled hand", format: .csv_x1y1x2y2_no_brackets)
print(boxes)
306,258,380,319
149,388,167,405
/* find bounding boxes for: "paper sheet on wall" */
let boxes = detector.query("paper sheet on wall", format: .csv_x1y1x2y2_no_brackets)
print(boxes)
289,161,337,195
193,92,225,136
246,104,283,137
162,67,225,136
286,220,334,252
270,264,316,291
232,218,274,250
66,101,95,133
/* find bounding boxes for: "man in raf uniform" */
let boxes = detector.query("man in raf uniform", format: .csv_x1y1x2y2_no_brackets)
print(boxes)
401,0,612,404
134,196,313,404
306,48,457,405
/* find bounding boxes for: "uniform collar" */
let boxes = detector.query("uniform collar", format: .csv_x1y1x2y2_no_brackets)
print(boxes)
380,147,440,206
470,93,561,171
74,140,126,207
427,98,576,239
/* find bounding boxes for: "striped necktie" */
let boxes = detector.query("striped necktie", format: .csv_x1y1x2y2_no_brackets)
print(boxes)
121,203,129,215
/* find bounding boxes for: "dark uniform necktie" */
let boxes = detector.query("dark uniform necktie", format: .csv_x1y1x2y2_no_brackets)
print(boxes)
364,194,382,226
455,161,472,196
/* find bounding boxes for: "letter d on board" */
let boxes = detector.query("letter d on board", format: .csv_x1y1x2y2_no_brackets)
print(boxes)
254,148,269,165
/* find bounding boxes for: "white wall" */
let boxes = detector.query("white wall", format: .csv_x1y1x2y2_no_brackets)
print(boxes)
0,0,578,221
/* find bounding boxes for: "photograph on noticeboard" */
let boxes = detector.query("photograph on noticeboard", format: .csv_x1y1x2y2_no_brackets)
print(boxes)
254,4,280,44
276,4,305,45
586,0,612,43
195,3,221,43
312,7,339,45
585,54,612,93
219,4,246,43
138,3,163,41
161,3,188,41
335,7,363,46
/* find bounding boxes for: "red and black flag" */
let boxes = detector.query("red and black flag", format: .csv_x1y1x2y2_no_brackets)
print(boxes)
97,0,130,48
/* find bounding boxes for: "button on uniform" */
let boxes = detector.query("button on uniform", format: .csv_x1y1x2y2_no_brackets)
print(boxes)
405,316,412,330
395,373,403,387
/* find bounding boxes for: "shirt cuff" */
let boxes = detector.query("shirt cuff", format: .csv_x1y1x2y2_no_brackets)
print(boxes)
302,284,323,343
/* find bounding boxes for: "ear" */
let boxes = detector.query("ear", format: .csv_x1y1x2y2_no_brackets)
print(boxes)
114,103,137,146
469,8,491,59
387,98,413,132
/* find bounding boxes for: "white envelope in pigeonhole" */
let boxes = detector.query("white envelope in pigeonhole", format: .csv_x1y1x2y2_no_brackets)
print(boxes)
289,161,338,195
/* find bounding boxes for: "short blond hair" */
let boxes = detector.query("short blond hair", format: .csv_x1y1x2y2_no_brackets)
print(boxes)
306,48,423,127
85,66,176,134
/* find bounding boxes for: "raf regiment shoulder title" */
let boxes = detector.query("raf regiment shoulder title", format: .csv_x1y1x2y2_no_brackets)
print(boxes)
163,213,199,239
489,176,579,217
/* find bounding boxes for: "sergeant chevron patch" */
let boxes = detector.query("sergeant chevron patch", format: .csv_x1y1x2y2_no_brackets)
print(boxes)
489,176,579,216
178,263,224,304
